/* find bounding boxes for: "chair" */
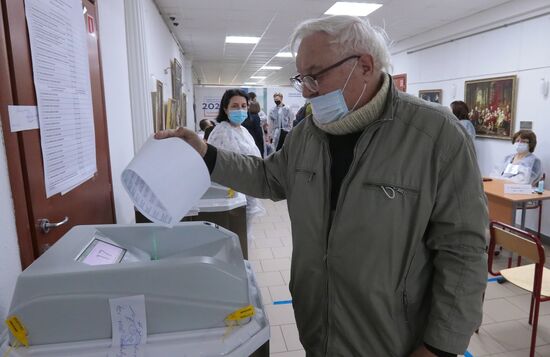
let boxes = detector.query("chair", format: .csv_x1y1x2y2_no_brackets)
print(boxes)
487,221,550,357
502,173,546,269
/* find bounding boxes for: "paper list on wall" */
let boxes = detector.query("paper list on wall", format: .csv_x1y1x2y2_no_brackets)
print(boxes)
24,0,97,197
122,137,210,226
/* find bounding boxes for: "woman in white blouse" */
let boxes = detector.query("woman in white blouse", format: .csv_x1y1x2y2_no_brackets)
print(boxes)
207,89,266,236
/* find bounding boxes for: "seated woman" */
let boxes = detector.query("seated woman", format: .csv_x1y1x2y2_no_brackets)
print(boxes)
207,89,266,234
490,130,543,185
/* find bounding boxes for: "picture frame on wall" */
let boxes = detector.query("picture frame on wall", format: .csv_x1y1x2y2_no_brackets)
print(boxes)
180,92,187,128
419,89,442,104
392,73,407,92
151,92,159,132
171,58,183,100
165,98,178,130
154,80,163,132
465,75,517,139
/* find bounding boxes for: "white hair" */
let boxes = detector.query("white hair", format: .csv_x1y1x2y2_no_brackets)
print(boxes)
290,15,392,72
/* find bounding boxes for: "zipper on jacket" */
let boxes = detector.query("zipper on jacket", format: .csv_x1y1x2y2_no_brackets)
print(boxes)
323,120,384,355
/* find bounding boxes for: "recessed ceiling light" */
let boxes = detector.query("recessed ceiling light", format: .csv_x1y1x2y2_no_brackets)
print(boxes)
251,76,267,79
324,2,382,16
225,36,260,44
261,66,282,70
275,52,294,58
244,82,260,85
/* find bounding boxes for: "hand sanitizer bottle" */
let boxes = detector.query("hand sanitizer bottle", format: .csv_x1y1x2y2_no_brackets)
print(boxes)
537,179,545,194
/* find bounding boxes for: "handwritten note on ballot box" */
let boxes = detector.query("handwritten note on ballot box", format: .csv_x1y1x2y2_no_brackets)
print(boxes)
504,184,533,195
109,295,147,357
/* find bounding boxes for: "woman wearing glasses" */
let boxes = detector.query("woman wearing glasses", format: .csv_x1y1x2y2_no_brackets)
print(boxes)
489,129,543,185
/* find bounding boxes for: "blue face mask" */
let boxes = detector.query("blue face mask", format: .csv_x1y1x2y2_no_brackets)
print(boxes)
228,109,248,125
310,89,349,124
310,59,366,125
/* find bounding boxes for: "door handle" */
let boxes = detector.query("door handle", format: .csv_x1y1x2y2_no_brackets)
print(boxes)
38,216,69,234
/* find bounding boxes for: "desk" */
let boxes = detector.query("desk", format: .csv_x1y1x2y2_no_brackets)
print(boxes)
483,179,550,231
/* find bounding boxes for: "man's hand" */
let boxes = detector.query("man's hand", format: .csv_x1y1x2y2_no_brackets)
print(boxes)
154,127,208,157
410,345,437,357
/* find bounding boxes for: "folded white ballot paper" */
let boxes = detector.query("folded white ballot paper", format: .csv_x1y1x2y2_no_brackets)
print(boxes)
122,137,210,226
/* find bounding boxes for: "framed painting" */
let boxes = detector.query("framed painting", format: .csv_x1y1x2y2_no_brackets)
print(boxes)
392,73,407,92
155,80,164,131
419,89,442,104
165,98,178,130
151,92,159,132
171,58,183,100
465,75,517,139
179,92,187,128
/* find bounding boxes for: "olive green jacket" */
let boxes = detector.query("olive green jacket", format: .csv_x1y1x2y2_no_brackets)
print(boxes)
211,82,488,356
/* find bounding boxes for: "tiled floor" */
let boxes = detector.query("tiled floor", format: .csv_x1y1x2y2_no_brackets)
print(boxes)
249,199,550,357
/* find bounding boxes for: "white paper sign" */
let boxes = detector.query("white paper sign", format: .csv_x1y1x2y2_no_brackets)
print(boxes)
8,105,39,132
504,184,533,195
25,0,97,197
108,295,147,357
122,137,210,226
503,163,520,175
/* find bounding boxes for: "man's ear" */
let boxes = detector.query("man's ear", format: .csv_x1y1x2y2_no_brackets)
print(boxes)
359,53,375,78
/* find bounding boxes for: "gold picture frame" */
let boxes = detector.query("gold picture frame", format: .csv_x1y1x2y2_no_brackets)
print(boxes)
465,75,517,139
165,98,178,130
171,58,183,100
155,80,164,132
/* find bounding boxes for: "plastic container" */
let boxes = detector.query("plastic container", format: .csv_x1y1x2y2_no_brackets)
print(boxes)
3,223,269,356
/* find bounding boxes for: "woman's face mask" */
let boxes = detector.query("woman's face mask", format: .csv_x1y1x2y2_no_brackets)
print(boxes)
514,142,529,154
228,109,248,125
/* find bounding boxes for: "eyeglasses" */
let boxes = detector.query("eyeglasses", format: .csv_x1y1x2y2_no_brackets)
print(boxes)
290,55,360,93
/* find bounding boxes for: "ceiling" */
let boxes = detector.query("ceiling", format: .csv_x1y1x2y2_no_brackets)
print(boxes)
155,0,512,86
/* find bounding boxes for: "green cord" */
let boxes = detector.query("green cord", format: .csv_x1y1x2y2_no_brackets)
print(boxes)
152,236,158,261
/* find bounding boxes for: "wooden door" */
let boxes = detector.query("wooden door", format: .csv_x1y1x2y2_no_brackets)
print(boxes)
1,0,115,267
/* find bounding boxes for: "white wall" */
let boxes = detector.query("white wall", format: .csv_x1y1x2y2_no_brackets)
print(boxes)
0,124,22,325
392,14,550,235
97,0,135,224
143,0,194,131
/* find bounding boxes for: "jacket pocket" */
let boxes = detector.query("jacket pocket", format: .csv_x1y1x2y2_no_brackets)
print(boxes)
363,182,419,199
295,168,316,183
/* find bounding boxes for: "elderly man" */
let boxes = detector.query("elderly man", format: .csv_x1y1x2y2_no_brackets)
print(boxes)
157,15,487,357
